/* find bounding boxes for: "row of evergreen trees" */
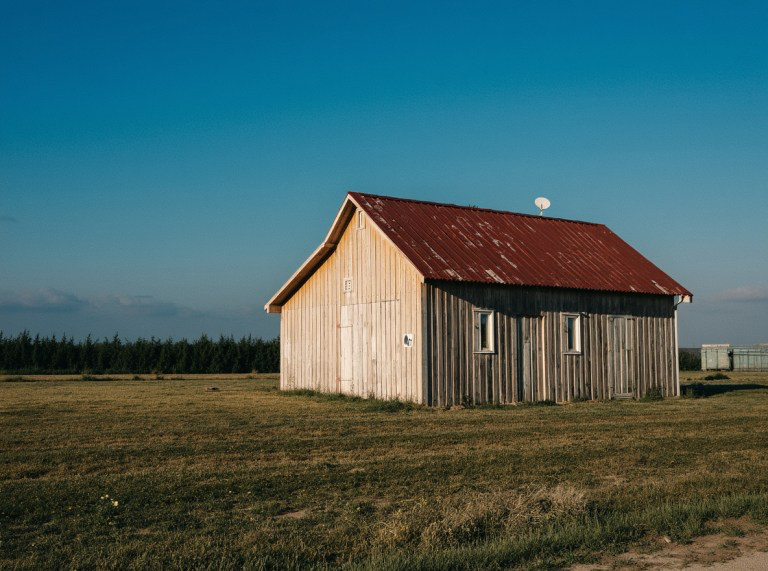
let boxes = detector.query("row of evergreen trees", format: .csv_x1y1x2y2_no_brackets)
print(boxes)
0,331,279,374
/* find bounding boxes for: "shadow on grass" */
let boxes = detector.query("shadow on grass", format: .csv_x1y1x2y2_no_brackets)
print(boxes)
681,383,768,398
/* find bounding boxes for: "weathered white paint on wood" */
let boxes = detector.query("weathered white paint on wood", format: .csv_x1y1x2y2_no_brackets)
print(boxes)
339,305,353,393
280,210,423,402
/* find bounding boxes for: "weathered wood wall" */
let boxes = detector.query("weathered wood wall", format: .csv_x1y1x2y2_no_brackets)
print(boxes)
423,281,678,406
280,211,423,402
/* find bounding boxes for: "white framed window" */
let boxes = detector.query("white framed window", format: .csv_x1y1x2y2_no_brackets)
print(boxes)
356,210,365,229
563,314,581,353
473,309,495,353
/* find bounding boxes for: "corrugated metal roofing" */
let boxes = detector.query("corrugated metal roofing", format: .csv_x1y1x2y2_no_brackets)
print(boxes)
351,192,691,297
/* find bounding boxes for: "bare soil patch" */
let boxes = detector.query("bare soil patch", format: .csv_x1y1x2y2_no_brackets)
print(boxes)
571,518,768,571
275,509,309,520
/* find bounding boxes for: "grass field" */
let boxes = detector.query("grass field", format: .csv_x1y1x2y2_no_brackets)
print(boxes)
2,371,768,570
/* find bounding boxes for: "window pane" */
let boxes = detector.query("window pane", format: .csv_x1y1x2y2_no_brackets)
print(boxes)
565,316,578,352
480,313,488,350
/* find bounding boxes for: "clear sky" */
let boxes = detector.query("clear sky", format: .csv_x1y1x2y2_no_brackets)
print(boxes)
1,1,766,346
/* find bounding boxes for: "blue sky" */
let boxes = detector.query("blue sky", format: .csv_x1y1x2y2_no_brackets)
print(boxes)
1,0,766,345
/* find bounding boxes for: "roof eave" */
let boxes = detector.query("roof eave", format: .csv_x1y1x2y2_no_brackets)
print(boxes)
263,194,358,313
421,276,692,298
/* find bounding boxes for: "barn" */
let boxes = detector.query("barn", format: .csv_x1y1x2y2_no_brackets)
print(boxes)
265,193,692,406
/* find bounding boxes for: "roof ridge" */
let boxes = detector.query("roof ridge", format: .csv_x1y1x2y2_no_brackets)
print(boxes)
349,191,602,227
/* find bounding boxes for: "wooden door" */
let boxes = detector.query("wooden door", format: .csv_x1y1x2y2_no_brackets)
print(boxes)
517,316,541,402
341,300,400,398
609,317,635,398
340,305,354,394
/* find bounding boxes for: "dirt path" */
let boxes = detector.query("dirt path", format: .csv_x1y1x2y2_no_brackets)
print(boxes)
570,518,768,571
686,552,768,570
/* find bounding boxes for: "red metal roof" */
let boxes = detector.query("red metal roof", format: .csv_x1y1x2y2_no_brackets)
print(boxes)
350,192,691,297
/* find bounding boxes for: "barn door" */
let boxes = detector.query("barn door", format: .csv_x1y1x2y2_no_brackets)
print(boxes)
517,316,542,402
340,305,354,394
609,317,635,398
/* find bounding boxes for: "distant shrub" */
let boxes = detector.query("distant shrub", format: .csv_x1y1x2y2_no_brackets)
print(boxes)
704,373,730,381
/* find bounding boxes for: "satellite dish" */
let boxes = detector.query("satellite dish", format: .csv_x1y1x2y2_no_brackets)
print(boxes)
534,197,551,216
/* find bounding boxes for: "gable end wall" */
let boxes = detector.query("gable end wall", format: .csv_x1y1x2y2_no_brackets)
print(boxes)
280,213,424,402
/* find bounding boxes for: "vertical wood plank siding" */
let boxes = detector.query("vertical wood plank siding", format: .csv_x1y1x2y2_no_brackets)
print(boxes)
280,213,423,402
423,281,677,406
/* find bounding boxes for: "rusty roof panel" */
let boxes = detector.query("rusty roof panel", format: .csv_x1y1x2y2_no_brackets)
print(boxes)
351,192,691,297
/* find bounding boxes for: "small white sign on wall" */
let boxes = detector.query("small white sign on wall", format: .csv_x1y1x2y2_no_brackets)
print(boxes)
403,333,414,348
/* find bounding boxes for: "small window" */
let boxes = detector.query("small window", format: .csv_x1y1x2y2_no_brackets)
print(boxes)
474,309,495,353
564,314,581,353
357,210,365,229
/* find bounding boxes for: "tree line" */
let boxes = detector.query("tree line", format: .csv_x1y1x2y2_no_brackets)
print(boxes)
0,331,279,374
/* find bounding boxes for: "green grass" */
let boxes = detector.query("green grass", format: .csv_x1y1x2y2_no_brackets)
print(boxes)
2,372,768,569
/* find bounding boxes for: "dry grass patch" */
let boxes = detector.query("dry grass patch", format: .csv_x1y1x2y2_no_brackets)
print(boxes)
377,484,588,549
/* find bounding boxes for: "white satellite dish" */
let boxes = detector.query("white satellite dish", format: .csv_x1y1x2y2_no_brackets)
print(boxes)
534,197,551,216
